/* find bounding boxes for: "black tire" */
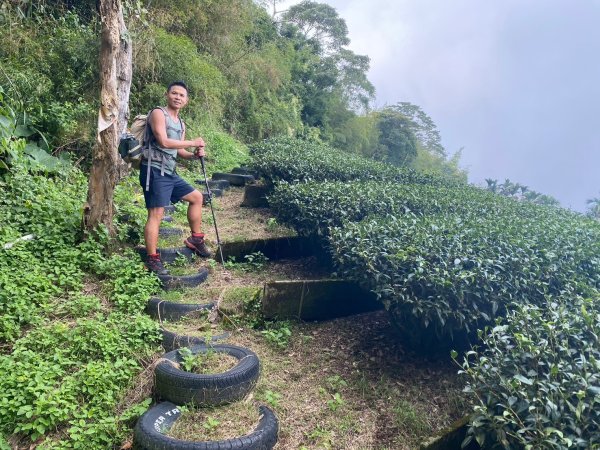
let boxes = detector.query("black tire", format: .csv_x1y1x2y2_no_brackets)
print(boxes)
134,402,278,450
205,188,223,198
161,327,231,352
146,297,214,322
211,172,254,186
232,167,260,179
158,269,209,290
154,344,260,407
164,205,176,213
163,215,174,223
137,247,195,264
196,179,231,191
159,227,184,237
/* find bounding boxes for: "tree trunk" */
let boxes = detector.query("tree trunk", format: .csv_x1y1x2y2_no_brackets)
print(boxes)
83,0,131,235
116,7,133,180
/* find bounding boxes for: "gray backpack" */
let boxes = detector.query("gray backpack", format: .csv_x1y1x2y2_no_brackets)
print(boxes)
119,107,182,191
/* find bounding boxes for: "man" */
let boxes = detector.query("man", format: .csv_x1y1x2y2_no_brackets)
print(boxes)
139,81,210,274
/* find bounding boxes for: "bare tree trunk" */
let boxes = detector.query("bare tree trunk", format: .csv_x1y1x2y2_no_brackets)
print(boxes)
116,8,133,180
83,0,131,234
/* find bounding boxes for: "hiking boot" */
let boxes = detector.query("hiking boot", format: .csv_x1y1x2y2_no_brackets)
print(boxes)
146,255,168,275
185,234,212,257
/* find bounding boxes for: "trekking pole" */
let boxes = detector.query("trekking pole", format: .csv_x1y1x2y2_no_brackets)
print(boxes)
199,156,225,266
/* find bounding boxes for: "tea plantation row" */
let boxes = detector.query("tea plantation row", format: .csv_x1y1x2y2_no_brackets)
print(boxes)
250,137,600,448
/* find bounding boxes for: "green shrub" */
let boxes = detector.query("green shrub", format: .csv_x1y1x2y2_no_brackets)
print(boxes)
329,207,600,349
267,180,502,237
0,12,98,149
186,123,248,175
249,137,460,187
0,107,160,447
457,295,600,449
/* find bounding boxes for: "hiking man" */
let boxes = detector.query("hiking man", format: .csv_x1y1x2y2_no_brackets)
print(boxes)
140,81,211,274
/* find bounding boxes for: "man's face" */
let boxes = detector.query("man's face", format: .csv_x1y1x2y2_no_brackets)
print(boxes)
166,85,188,109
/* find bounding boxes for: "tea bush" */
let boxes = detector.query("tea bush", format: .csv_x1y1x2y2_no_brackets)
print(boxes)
267,179,505,237
329,208,600,349
256,140,600,349
249,137,460,187
458,295,600,449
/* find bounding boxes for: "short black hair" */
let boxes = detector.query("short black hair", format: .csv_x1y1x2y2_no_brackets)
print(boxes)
167,81,188,93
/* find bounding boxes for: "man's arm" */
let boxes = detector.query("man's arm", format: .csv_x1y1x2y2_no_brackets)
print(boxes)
149,109,204,150
175,121,206,160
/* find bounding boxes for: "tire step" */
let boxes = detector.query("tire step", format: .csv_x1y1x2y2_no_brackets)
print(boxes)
211,172,255,186
156,268,209,291
146,297,214,321
161,327,231,352
195,179,231,190
154,344,260,406
134,402,278,449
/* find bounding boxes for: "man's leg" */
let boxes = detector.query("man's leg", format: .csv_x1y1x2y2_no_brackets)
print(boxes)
181,189,211,257
144,206,165,255
181,189,203,233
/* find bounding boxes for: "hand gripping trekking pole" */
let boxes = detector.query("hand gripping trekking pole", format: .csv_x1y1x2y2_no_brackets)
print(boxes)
199,156,225,266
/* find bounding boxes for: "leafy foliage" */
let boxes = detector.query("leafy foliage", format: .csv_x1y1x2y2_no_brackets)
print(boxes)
330,207,600,349
249,137,459,187
0,11,98,152
458,295,600,449
255,138,600,351
373,108,418,166
485,178,561,207
0,115,160,447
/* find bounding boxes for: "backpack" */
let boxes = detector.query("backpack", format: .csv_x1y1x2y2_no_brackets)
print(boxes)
118,107,183,191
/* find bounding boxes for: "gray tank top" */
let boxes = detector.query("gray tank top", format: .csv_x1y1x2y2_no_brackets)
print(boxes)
148,108,183,175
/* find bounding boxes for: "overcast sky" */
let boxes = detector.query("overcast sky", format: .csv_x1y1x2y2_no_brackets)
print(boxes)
277,0,600,212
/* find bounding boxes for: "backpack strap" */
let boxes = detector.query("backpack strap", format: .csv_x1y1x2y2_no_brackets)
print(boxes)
143,107,165,192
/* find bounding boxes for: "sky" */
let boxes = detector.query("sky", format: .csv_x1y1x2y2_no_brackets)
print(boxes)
276,0,600,212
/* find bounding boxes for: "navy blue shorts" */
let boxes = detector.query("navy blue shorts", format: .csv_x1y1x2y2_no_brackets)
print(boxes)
140,164,195,208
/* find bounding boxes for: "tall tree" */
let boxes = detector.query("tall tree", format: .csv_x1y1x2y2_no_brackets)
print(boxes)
390,102,445,156
83,0,132,234
374,108,417,167
279,1,374,137
281,0,349,54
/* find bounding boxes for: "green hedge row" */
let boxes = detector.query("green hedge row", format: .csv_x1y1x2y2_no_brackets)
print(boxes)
267,179,535,237
329,209,600,348
251,136,600,448
249,137,460,186
257,151,600,349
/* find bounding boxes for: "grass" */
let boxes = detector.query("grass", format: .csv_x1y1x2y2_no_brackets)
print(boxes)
178,347,239,375
218,312,468,449
153,296,466,446
167,401,259,442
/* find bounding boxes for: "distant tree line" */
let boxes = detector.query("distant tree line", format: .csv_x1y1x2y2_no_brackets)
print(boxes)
484,178,561,207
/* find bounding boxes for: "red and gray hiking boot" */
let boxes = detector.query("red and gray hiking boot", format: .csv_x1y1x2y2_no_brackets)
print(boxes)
185,233,212,257
146,254,168,275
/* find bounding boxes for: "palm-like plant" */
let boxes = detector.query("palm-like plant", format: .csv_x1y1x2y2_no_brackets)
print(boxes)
586,194,600,219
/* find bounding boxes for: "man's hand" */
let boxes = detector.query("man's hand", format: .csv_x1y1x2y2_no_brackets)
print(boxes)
194,145,206,159
192,137,205,148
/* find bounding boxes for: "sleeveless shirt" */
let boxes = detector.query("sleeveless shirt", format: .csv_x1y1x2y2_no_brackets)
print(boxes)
148,108,182,175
